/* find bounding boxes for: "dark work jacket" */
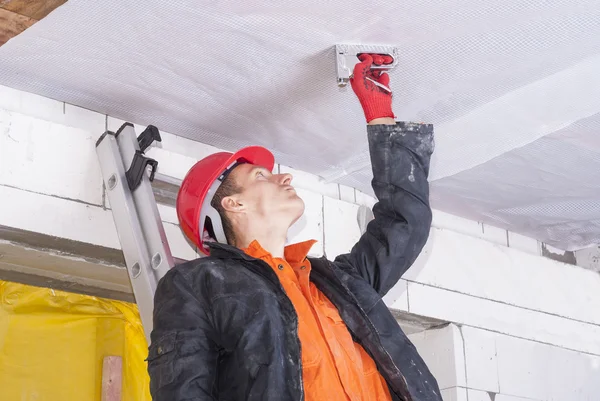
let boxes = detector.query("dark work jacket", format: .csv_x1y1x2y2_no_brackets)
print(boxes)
148,122,442,401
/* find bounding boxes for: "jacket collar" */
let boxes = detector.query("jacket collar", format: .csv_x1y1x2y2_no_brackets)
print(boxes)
208,240,323,266
207,241,256,261
241,239,317,263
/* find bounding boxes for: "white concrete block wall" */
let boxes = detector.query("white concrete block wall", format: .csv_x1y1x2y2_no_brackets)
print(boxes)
412,324,600,401
382,278,409,311
0,109,103,205
494,330,600,401
2,86,600,400
408,324,467,391
355,189,377,208
0,184,119,249
339,184,356,203
508,231,541,255
0,85,64,124
459,326,499,393
323,195,361,259
407,280,600,355
464,326,600,401
402,228,600,327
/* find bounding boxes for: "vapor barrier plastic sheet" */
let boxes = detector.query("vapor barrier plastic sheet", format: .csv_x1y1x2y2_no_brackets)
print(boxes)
431,114,600,250
0,280,150,401
0,0,599,249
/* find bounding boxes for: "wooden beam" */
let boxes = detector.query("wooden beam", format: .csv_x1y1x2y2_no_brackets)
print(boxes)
0,8,35,46
101,356,123,401
0,0,67,47
1,0,67,20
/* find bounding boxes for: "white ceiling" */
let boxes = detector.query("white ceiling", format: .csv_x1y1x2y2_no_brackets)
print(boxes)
1,0,599,250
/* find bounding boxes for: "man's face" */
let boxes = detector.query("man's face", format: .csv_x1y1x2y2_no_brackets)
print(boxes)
225,163,305,226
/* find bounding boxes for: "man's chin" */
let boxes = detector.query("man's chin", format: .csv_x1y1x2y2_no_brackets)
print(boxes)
295,195,305,211
289,198,305,223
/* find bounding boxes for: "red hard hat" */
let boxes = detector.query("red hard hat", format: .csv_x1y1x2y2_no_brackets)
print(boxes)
176,146,274,255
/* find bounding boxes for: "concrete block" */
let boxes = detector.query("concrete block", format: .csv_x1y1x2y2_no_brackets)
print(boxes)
280,165,339,199
495,333,600,401
431,209,482,238
465,389,492,401
107,116,223,160
383,279,409,311
507,231,541,255
0,110,103,205
355,189,377,208
475,223,508,247
106,116,144,134
323,196,361,259
147,147,199,180
574,245,600,273
497,337,552,400
157,204,179,225
287,189,323,257
0,185,119,249
541,243,577,266
431,211,515,248
407,324,465,390
495,394,542,401
0,85,22,111
440,387,467,401
460,326,499,392
465,391,540,401
0,85,64,124
64,103,106,133
453,327,467,388
407,281,600,355
339,184,355,203
19,91,65,123
403,227,600,327
156,130,222,160
163,222,197,261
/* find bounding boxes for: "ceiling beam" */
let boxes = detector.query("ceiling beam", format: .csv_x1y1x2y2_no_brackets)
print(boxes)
0,0,66,47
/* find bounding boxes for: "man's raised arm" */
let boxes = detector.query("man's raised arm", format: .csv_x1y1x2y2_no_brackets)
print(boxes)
333,54,434,297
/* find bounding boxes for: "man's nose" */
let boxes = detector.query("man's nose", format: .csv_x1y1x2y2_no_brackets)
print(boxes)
276,173,293,186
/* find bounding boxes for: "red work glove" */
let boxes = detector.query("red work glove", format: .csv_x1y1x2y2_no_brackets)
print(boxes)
350,54,395,123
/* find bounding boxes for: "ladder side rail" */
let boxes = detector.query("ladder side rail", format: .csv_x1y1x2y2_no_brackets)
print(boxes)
116,125,175,282
96,131,157,343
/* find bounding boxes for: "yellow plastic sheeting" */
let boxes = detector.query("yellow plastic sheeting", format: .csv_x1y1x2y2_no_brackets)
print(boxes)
0,280,150,401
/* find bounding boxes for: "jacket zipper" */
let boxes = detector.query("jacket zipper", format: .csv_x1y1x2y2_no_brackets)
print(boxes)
324,259,411,401
244,259,305,401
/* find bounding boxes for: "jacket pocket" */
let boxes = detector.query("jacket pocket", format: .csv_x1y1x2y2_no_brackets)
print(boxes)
320,296,379,375
147,332,177,389
321,302,345,325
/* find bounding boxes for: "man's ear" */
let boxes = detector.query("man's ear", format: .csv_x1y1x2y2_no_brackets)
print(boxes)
221,195,244,213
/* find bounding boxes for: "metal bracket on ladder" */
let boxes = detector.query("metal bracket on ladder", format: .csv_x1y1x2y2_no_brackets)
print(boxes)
96,123,175,343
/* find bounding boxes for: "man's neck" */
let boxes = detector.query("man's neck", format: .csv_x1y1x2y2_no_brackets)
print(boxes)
234,221,288,258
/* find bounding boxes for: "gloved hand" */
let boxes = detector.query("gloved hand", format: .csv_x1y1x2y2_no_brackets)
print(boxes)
350,54,395,123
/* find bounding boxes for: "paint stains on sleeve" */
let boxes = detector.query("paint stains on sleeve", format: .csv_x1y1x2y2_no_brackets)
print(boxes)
408,163,415,182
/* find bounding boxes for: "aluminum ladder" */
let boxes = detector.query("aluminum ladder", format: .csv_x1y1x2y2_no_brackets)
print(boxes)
96,122,176,343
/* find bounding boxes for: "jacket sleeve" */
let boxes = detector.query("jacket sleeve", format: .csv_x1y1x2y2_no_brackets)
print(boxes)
333,122,434,297
147,268,219,400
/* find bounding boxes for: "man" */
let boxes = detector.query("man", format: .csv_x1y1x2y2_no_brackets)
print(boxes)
148,54,441,401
